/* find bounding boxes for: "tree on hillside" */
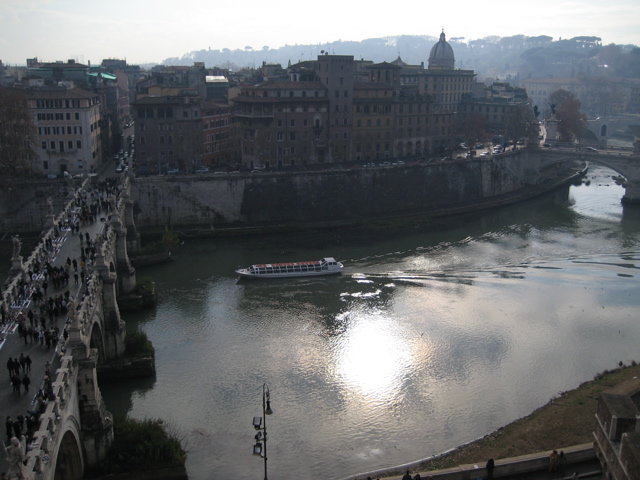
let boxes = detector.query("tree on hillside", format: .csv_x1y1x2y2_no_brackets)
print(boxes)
0,88,36,178
549,89,587,142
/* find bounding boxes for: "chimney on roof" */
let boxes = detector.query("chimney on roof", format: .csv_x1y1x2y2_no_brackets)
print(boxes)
68,59,75,64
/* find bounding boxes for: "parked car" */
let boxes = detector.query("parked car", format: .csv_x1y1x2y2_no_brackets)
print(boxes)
586,147,598,152
195,167,210,173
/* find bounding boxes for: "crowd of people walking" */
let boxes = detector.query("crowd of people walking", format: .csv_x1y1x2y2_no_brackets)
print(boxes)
0,177,123,477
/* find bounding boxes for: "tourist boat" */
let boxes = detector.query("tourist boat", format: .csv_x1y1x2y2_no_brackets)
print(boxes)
235,257,344,279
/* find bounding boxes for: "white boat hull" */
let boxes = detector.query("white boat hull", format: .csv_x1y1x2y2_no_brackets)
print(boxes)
235,257,343,279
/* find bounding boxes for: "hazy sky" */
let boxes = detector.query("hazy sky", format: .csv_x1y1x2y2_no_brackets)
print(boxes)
1,0,639,66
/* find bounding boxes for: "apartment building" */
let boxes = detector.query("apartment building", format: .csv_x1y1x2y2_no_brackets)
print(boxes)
28,86,103,176
234,31,475,166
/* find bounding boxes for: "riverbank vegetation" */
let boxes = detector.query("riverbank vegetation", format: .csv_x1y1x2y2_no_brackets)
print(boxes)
86,416,186,477
377,361,639,478
124,329,154,358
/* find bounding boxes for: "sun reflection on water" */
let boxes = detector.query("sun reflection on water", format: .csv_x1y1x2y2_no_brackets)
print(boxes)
332,308,415,404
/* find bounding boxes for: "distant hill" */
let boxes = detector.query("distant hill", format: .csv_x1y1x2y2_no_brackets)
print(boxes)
161,34,640,85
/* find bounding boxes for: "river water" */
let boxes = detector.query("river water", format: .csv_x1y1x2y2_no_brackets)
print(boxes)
101,165,640,480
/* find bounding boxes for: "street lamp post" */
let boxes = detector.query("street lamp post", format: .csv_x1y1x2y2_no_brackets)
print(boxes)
252,383,273,480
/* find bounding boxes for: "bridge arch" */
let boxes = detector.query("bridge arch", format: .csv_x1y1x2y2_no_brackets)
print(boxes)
583,155,640,203
53,427,84,480
88,314,106,366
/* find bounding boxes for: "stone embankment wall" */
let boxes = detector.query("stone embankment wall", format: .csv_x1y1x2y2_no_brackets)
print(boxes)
131,151,545,230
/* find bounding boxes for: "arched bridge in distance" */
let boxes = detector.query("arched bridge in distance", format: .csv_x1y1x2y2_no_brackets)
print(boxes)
2,176,138,480
531,146,640,203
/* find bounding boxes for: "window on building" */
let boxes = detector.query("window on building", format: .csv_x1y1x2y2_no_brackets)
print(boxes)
76,140,81,148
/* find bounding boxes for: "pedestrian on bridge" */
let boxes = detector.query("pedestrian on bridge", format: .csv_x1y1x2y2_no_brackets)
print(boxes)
5,416,13,442
10,375,21,395
21,374,30,394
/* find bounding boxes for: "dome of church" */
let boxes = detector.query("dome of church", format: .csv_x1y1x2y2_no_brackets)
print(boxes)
428,30,455,70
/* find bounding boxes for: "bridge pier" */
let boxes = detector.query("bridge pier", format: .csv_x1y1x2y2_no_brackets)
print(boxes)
123,179,141,254
77,350,114,466
110,204,137,296
95,251,127,359
622,181,640,204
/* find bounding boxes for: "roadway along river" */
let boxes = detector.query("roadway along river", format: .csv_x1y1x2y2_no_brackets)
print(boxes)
101,165,640,480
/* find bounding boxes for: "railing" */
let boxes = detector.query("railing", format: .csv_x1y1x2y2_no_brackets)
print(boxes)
24,355,77,479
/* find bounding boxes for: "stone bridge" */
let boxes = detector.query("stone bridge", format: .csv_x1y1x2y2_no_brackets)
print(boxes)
1,176,138,479
532,147,640,203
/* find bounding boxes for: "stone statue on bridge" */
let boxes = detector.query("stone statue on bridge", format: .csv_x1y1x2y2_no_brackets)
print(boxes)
46,196,53,216
12,235,21,259
5,435,29,479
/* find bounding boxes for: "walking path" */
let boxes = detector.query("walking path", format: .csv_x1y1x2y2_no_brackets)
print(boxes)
0,186,111,477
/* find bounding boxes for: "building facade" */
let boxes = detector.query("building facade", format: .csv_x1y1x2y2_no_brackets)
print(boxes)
28,86,103,176
201,101,237,167
233,81,329,168
234,31,476,167
132,95,203,174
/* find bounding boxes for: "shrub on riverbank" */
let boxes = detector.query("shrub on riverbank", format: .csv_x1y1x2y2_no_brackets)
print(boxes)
125,330,154,358
87,416,186,476
135,230,181,256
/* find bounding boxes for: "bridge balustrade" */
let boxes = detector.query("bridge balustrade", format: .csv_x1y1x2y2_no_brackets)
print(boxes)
1,177,135,479
25,355,78,479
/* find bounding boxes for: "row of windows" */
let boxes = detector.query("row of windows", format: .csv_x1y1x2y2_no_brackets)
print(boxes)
39,126,83,135
463,105,509,114
205,132,230,142
237,105,325,115
204,119,229,129
205,142,230,153
253,90,324,98
356,105,392,114
36,99,84,109
41,140,82,150
37,112,81,121
137,107,200,119
138,136,188,145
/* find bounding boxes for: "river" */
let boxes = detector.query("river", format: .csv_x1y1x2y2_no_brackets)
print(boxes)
101,165,640,480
